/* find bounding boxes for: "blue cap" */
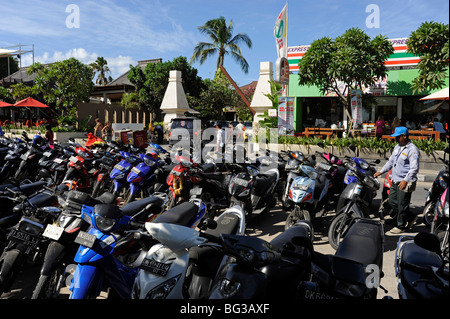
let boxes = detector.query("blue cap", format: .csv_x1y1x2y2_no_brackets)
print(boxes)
391,126,409,137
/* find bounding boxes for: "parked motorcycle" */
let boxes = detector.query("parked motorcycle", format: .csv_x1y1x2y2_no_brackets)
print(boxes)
228,159,279,217
394,232,448,299
327,161,380,250
63,144,96,190
109,151,142,198
14,135,50,181
423,148,449,227
297,218,386,299
0,189,62,295
0,134,29,184
69,196,204,299
208,221,314,299
284,161,334,229
31,189,117,299
430,188,449,263
131,204,246,299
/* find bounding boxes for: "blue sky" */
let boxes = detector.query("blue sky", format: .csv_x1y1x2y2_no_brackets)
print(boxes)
1,0,448,86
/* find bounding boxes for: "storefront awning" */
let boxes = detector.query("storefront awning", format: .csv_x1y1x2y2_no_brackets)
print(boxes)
420,87,449,101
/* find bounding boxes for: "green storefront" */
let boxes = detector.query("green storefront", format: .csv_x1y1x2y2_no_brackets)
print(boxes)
286,38,449,132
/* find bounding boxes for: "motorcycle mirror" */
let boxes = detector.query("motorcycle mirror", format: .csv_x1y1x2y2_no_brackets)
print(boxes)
414,232,442,256
317,142,325,149
373,159,380,164
199,218,217,230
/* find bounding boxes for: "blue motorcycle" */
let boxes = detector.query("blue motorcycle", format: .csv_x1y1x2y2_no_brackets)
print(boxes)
69,197,206,299
109,151,141,198
123,153,160,205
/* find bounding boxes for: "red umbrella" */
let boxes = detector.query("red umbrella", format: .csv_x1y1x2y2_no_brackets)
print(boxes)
14,97,49,108
0,101,12,107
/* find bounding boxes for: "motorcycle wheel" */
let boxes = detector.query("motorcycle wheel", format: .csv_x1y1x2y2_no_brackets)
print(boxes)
0,249,22,295
285,206,311,230
328,211,358,250
422,201,435,227
31,267,64,299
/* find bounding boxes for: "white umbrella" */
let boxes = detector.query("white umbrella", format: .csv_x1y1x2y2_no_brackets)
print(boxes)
420,87,449,100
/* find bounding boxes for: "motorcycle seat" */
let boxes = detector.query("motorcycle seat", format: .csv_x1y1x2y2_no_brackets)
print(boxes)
401,241,442,269
200,163,215,173
93,192,116,205
201,172,223,181
335,219,383,267
153,201,199,226
254,173,278,195
120,196,164,216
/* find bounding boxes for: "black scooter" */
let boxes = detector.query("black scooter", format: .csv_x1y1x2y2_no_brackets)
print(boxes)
394,232,448,299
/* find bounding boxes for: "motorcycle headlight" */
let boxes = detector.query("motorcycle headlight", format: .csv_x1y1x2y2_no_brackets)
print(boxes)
145,274,181,299
94,214,116,232
144,158,156,166
219,278,241,298
359,160,369,170
247,165,259,177
444,201,449,218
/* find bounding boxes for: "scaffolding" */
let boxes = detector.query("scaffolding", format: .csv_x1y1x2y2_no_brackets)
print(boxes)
0,44,35,77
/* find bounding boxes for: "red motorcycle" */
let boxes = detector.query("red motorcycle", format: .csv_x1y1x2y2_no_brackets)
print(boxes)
165,152,196,209
63,144,97,190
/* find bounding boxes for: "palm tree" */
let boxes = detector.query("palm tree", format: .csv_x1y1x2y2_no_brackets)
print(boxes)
190,16,252,74
90,57,111,86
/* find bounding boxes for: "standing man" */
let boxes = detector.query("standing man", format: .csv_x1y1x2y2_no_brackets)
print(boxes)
215,122,225,161
374,127,420,233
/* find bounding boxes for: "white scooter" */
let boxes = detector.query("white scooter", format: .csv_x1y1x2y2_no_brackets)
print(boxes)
131,204,245,299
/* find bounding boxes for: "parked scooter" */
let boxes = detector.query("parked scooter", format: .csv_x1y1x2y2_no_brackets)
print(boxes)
14,135,50,181
31,189,118,299
109,151,142,198
327,161,380,250
131,204,246,299
297,218,386,299
284,161,334,229
69,197,205,299
0,188,62,295
394,232,448,299
430,188,449,263
208,221,314,299
423,148,449,227
228,159,279,217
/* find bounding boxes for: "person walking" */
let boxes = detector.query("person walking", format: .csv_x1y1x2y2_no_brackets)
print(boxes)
93,118,103,138
374,126,420,233
102,121,114,142
375,115,385,138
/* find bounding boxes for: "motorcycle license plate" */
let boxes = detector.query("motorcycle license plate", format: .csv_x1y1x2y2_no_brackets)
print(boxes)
7,229,40,248
190,187,202,196
70,156,79,163
131,167,141,174
140,258,171,276
43,224,64,241
43,151,52,157
54,158,63,164
114,164,125,171
74,231,97,248
20,154,28,160
234,178,249,187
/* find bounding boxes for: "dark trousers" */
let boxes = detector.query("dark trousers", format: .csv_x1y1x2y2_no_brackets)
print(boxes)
388,182,414,228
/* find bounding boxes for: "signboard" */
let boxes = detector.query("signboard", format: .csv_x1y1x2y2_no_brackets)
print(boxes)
268,109,277,117
351,90,362,127
275,57,290,85
278,97,295,136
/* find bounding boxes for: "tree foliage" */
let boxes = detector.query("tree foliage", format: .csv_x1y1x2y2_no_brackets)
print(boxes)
190,16,252,74
297,28,394,121
90,56,112,86
187,69,238,121
26,58,94,115
407,21,449,93
127,56,205,121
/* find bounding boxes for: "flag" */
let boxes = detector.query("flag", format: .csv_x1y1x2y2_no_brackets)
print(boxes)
274,2,288,58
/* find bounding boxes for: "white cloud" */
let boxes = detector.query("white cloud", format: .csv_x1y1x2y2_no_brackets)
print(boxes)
20,48,135,79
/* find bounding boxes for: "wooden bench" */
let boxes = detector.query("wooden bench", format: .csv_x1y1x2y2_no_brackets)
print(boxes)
382,130,441,141
302,127,335,138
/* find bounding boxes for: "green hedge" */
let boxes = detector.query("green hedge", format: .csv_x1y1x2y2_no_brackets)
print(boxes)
277,136,449,155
